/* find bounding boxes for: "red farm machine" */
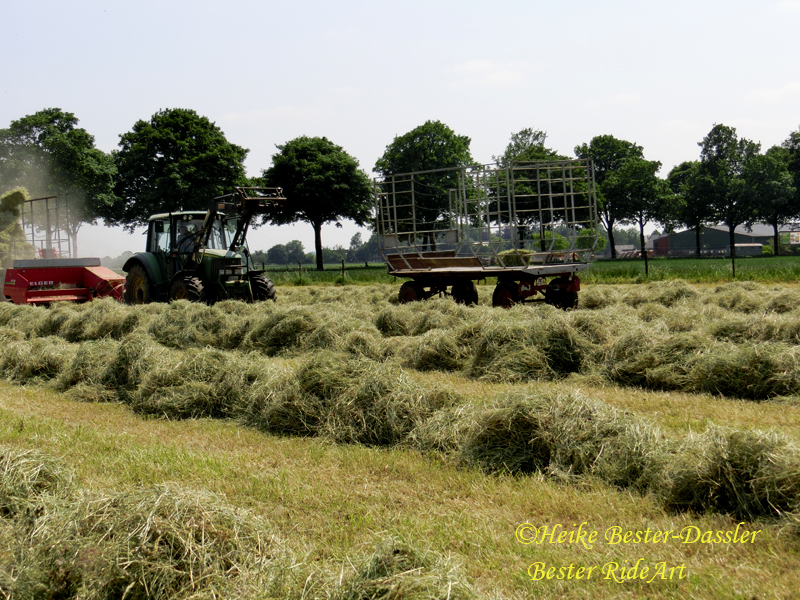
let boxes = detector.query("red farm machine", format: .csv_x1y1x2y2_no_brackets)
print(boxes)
374,158,599,309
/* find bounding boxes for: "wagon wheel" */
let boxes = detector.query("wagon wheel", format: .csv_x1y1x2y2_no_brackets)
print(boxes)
124,263,153,305
170,275,205,302
544,277,578,310
451,280,478,305
492,281,518,308
398,281,424,303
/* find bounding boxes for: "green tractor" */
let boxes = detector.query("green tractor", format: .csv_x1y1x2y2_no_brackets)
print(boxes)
123,187,284,304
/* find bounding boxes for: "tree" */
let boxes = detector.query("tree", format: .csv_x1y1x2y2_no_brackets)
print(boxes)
493,128,561,165
746,146,797,254
374,121,473,251
604,158,674,275
266,243,289,265
782,126,800,205
667,161,710,258
0,108,118,255
575,135,644,258
697,123,760,277
112,108,248,231
262,136,373,270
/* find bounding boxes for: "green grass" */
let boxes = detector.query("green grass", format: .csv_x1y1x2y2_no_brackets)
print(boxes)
583,255,800,284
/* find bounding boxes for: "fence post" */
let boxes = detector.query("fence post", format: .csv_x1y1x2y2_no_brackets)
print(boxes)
341,259,345,280
298,261,302,284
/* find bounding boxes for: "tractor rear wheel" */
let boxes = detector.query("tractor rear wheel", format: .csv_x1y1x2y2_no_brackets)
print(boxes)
124,263,153,305
492,281,518,308
451,280,478,305
250,274,277,301
398,281,424,303
170,276,205,302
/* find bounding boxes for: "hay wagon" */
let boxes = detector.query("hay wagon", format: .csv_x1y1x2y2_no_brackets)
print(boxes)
374,159,599,308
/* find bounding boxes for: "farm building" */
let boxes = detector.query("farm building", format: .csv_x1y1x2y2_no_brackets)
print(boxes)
649,224,800,257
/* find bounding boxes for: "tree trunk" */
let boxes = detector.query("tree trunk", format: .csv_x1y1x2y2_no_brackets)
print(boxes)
729,225,737,278
695,224,702,258
772,219,780,256
314,221,324,271
608,225,617,259
639,216,648,276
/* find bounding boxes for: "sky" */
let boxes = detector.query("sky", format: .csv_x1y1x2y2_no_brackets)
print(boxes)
2,0,799,258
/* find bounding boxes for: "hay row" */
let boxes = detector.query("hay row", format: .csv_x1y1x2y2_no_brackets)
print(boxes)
0,444,476,600
3,281,800,400
3,331,800,527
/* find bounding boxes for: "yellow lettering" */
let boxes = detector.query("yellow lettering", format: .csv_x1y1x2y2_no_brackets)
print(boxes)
606,526,623,544
648,561,667,583
750,529,762,543
701,530,713,544
516,523,536,544
528,562,547,581
681,526,700,543
603,562,624,583
575,566,586,579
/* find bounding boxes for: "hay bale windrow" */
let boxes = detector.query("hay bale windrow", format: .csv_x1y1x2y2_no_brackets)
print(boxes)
246,307,320,355
604,327,712,391
321,361,459,446
12,485,284,600
0,446,73,520
661,427,800,520
336,539,475,600
148,300,227,349
0,337,76,384
691,342,800,400
460,392,663,492
55,338,121,393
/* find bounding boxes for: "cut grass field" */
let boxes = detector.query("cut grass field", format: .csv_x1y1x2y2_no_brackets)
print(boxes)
2,281,800,598
2,383,800,600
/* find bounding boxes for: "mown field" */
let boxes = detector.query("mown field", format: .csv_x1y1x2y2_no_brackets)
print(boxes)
2,281,800,599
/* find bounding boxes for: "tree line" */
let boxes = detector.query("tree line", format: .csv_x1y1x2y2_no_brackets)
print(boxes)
1,108,798,271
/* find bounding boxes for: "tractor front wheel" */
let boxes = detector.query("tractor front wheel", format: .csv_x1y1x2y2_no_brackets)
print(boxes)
250,274,277,302
170,276,205,302
124,264,153,305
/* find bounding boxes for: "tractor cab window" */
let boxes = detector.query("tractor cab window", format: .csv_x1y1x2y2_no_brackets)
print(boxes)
149,221,171,253
175,216,226,252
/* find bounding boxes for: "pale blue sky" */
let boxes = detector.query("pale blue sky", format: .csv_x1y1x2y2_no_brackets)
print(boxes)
2,0,799,257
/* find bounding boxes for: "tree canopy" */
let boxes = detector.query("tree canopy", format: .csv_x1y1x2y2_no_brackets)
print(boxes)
696,123,760,274
112,108,248,231
262,136,373,270
0,108,118,255
493,128,561,165
605,157,673,274
575,135,644,258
